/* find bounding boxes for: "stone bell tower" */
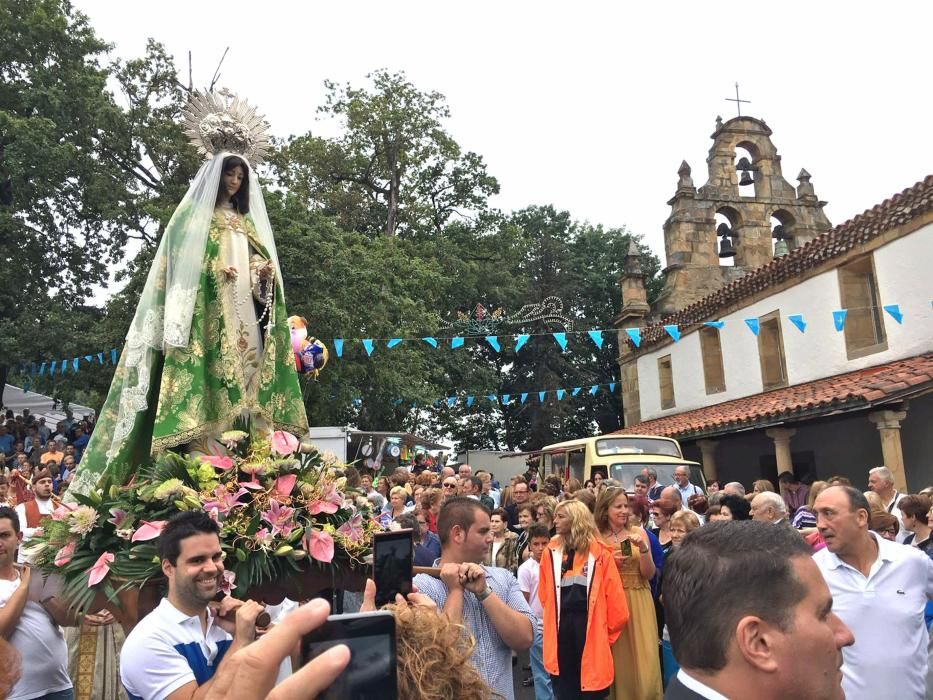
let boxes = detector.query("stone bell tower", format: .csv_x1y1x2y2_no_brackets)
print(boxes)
653,116,832,315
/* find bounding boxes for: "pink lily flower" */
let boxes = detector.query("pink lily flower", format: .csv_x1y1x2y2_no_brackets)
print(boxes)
54,541,77,567
261,499,296,537
107,508,130,529
307,482,343,515
131,520,167,542
304,528,334,563
87,552,114,587
254,527,274,549
219,570,237,596
203,486,248,515
336,512,365,543
51,502,77,521
200,455,234,471
271,431,300,456
273,474,297,498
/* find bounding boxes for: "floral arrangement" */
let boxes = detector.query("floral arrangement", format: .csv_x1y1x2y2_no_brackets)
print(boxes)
28,431,380,613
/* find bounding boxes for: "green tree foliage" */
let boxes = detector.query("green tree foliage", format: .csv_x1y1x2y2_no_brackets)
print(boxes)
271,70,499,238
1,11,664,452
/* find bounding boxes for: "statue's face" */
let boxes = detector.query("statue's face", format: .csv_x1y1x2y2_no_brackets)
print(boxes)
223,165,245,199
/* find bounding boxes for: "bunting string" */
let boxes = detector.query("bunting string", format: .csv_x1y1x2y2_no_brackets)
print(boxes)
9,301,928,376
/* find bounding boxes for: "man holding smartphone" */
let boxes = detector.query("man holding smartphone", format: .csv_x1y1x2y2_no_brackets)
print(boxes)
121,511,265,700
414,497,535,700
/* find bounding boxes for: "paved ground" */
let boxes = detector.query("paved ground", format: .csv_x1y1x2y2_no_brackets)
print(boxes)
512,648,536,699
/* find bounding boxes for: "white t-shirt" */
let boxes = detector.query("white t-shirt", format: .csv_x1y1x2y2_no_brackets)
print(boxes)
813,531,933,700
121,597,233,700
517,557,543,620
0,573,72,700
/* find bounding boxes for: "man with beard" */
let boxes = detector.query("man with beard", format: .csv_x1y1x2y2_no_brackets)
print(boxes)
121,511,264,700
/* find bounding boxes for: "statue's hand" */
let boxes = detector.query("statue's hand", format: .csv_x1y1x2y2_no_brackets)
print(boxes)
222,266,238,280
257,262,273,279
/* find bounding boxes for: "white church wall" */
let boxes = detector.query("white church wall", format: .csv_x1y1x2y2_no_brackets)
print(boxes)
637,222,933,422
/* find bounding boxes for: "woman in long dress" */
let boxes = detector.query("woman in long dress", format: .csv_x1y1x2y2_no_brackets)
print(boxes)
595,487,663,700
70,91,308,497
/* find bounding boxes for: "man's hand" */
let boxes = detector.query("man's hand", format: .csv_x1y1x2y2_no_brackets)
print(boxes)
211,595,245,636
203,599,349,700
84,609,115,627
233,600,265,644
440,563,463,592
459,563,487,595
360,578,437,612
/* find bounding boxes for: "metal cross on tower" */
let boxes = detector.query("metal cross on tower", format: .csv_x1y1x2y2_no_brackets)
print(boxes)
725,82,751,117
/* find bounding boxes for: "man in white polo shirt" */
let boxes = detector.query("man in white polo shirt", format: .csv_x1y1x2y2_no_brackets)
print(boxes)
813,485,933,700
121,511,264,700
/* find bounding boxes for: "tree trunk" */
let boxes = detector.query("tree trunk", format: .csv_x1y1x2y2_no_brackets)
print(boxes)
385,167,400,237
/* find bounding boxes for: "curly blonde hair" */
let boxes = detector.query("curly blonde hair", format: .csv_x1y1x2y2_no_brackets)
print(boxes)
388,603,501,700
554,499,599,552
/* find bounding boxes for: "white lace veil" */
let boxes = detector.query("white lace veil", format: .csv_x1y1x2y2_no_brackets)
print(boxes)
103,152,283,462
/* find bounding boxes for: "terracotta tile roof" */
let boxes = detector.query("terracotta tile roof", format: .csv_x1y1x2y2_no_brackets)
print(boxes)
636,174,933,349
616,354,933,440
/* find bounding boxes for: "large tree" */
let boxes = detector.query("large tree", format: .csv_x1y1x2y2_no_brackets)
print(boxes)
271,70,499,239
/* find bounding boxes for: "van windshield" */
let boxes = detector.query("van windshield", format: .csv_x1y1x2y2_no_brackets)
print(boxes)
596,437,681,458
607,463,706,493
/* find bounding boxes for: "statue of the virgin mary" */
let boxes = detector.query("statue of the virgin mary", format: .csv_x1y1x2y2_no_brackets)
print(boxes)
69,89,308,497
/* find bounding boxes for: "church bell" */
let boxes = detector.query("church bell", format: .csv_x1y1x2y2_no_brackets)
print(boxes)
739,169,754,187
736,156,754,187
717,223,736,258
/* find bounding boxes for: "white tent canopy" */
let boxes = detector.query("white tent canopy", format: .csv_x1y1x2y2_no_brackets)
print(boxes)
2,384,96,426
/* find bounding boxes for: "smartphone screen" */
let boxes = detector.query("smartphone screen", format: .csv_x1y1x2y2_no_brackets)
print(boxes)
373,529,414,607
621,539,632,556
301,611,397,700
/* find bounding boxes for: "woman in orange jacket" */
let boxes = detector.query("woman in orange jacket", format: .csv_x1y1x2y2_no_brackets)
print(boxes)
539,499,630,699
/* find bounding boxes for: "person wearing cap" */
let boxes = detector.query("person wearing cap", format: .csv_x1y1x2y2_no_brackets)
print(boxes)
13,467,55,564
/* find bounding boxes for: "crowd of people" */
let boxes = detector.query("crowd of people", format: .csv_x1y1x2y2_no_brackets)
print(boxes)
3,401,933,700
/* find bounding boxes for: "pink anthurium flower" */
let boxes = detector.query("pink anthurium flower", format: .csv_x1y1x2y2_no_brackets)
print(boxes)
107,508,130,528
336,512,364,543
304,528,334,563
87,552,114,587
200,455,234,471
54,541,77,567
273,474,297,498
131,520,167,542
219,570,237,596
261,499,296,537
308,482,342,515
239,480,263,490
271,431,300,456
203,486,248,515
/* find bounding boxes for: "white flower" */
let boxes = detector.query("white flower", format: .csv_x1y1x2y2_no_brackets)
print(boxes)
320,451,337,466
116,528,134,540
68,506,99,536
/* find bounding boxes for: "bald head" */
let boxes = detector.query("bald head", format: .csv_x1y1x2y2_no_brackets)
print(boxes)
660,486,682,511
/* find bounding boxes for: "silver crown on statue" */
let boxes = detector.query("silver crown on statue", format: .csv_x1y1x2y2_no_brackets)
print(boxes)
182,88,272,164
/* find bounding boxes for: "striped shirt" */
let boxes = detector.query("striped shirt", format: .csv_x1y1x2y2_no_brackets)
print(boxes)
415,565,535,700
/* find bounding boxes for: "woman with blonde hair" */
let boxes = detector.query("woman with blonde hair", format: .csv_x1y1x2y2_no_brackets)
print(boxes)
751,479,776,495
595,487,662,700
864,490,885,513
539,500,628,699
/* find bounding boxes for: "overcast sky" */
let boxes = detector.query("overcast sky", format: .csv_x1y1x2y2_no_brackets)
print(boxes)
77,0,932,262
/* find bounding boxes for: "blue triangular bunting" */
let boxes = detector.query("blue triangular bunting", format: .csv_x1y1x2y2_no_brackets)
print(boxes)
832,309,848,331
539,391,546,403
625,328,641,347
39,362,46,376
111,349,117,364
520,392,528,404
664,325,680,342
362,339,375,356
514,334,530,352
787,314,806,333
447,396,457,408
487,394,497,403
556,389,565,401
386,338,402,348
552,332,568,351
609,382,616,393
501,394,510,405
571,387,581,396
590,385,598,395
97,352,104,364
744,318,760,336
422,337,438,348
485,336,501,352
883,304,903,324
703,321,725,329
451,336,465,349
587,330,604,349
334,339,344,357
466,396,474,407
50,361,57,374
